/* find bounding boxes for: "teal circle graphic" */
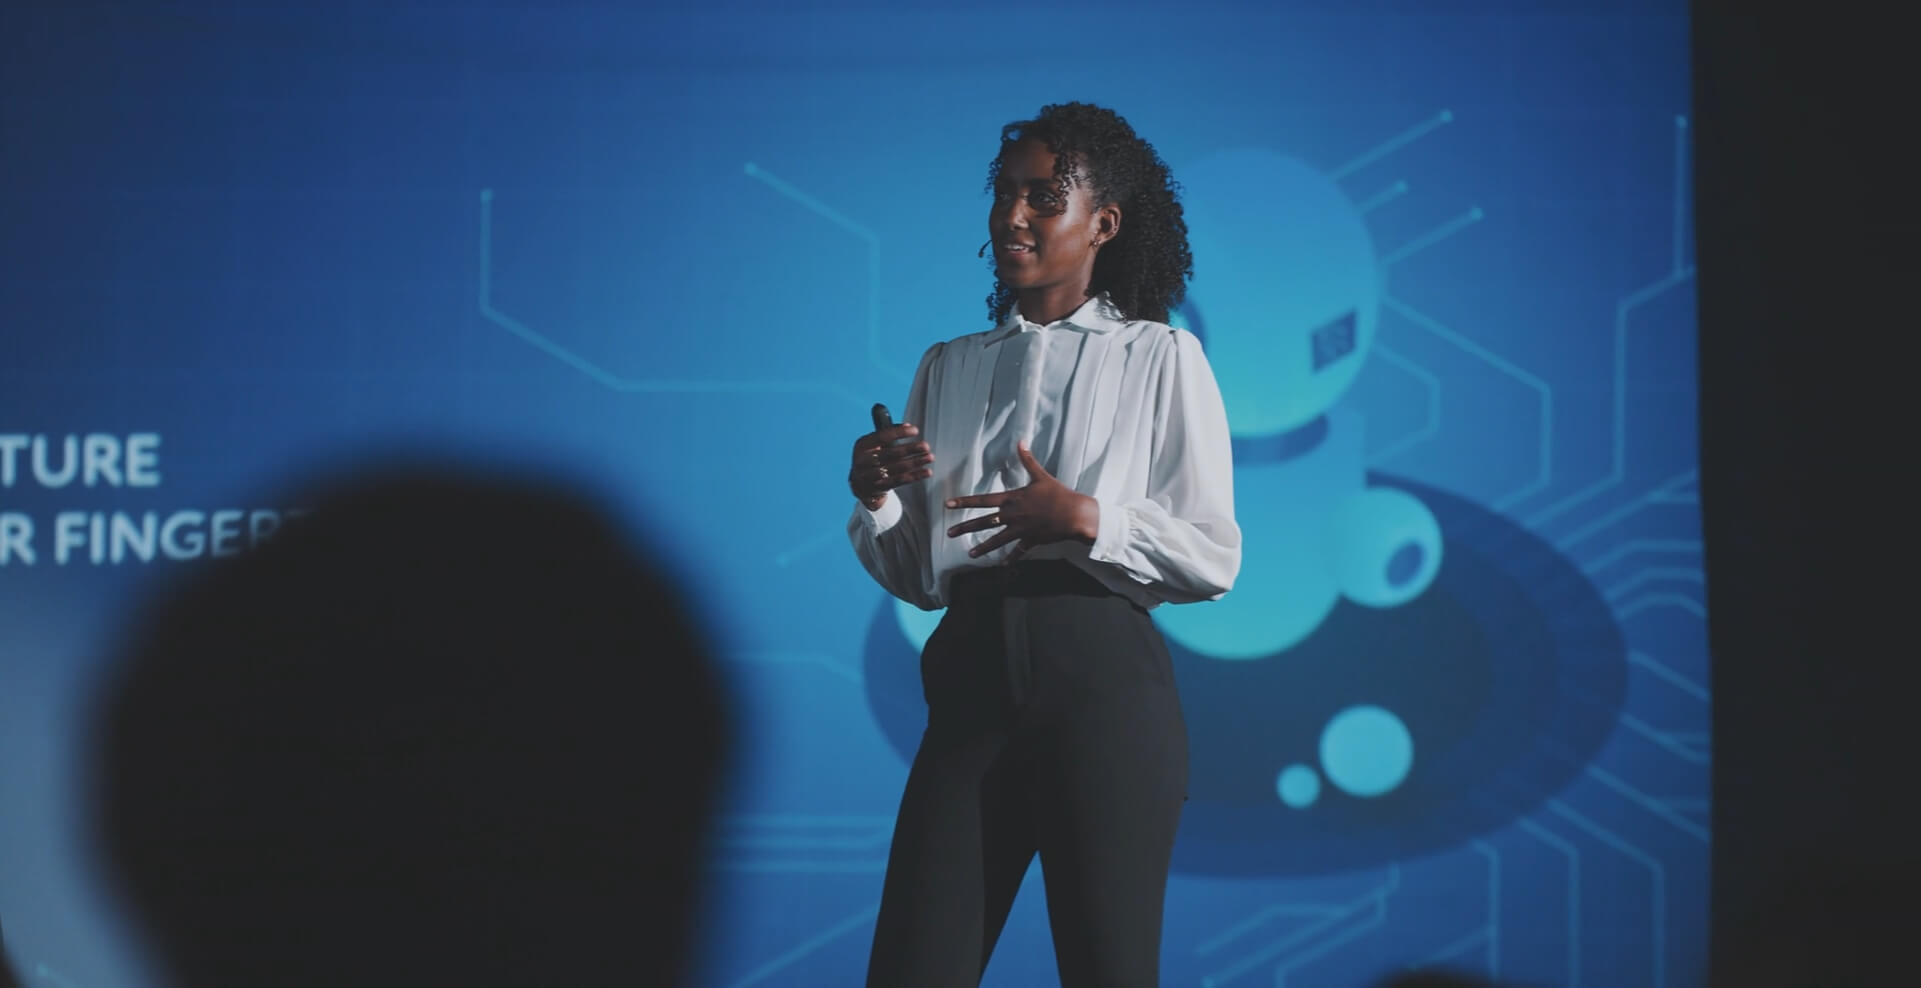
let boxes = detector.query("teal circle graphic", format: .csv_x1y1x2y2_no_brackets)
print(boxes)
1276,764,1322,808
894,598,944,653
1178,149,1381,437
1326,486,1444,607
1319,705,1414,797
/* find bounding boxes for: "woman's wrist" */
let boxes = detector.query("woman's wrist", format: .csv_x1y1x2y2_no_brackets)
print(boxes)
1073,494,1100,544
849,469,885,511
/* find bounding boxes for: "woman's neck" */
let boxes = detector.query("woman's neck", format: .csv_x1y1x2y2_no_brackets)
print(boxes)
1017,285,1094,327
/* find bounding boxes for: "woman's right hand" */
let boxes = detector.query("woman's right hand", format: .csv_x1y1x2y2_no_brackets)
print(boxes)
849,425,934,510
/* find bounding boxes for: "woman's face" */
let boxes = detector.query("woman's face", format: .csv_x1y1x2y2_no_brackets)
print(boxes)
988,139,1119,303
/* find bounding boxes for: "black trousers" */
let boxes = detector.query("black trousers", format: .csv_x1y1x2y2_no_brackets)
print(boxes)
865,561,1189,987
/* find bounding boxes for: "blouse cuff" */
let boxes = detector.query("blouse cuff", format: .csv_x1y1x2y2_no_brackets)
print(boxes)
856,493,904,536
1088,496,1132,570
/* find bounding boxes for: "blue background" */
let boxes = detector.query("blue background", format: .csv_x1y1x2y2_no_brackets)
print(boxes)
0,1,1702,985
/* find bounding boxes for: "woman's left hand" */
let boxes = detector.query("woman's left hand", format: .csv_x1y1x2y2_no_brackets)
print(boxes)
945,442,1099,559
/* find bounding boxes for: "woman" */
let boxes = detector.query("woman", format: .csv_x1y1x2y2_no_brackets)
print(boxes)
846,101,1240,987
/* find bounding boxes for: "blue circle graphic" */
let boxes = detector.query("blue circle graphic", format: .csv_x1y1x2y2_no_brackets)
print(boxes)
1320,705,1414,797
1277,764,1322,808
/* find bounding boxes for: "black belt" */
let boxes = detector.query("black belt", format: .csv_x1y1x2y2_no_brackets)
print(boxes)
946,559,1113,606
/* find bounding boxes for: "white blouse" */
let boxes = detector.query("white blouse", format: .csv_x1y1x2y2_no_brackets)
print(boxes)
847,293,1241,611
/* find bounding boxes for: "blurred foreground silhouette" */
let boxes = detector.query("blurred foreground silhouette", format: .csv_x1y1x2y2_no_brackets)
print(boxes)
89,464,731,987
0,917,20,988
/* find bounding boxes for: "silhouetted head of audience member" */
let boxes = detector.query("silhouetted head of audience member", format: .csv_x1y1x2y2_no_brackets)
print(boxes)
1371,971,1501,988
89,464,731,987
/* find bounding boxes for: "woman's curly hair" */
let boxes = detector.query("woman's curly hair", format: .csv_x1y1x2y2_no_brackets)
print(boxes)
984,102,1192,325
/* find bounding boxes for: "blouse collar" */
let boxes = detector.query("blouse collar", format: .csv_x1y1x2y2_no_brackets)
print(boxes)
988,293,1130,344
